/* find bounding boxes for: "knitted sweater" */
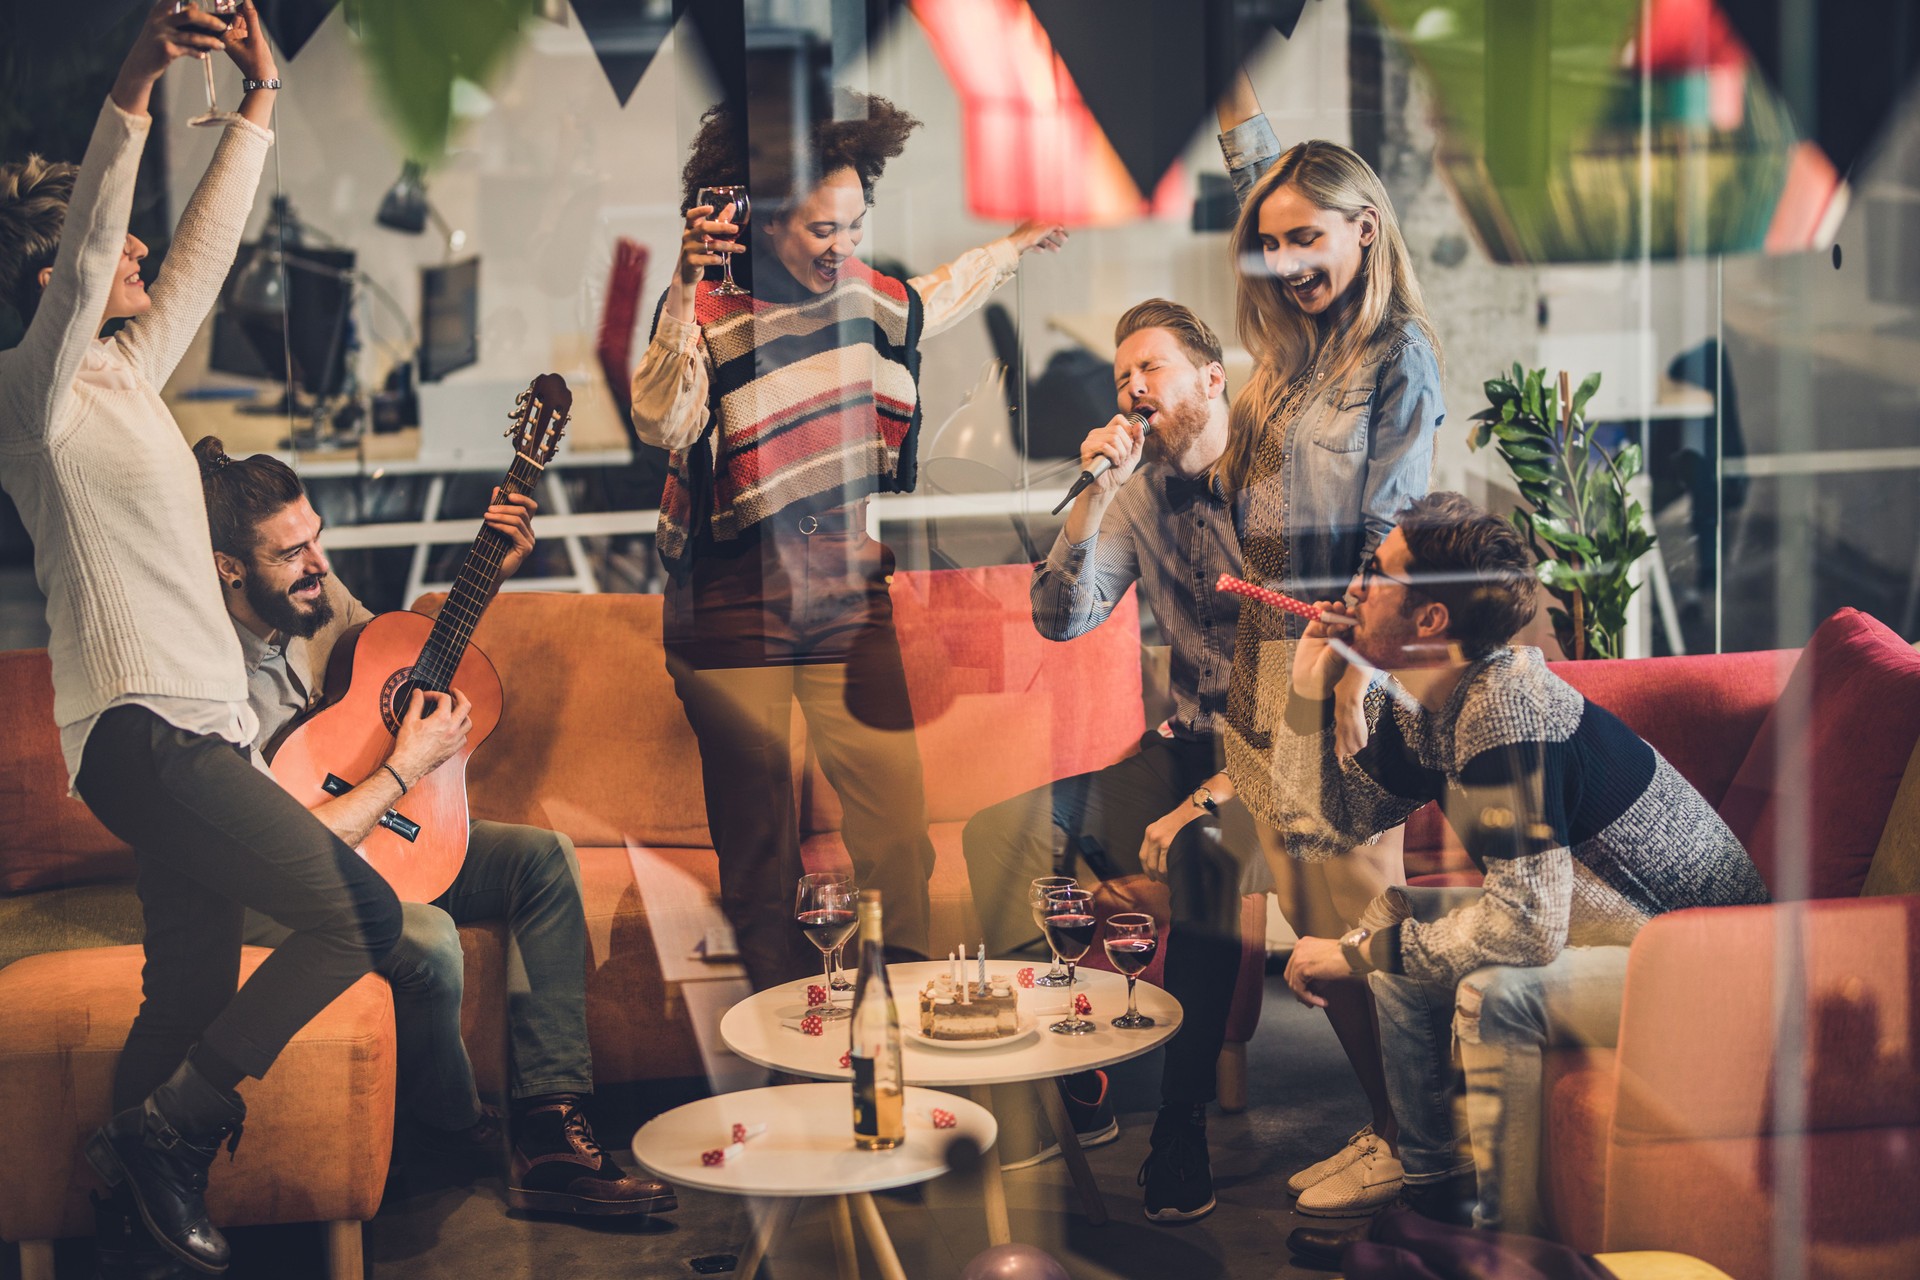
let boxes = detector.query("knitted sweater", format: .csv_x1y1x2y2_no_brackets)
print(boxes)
1282,647,1770,986
654,258,924,570
0,100,272,780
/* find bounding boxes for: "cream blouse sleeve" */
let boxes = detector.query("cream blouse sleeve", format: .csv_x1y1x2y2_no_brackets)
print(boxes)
627,308,712,452
909,238,1021,339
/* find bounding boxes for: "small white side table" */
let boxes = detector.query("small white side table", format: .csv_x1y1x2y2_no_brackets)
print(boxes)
630,1083,996,1280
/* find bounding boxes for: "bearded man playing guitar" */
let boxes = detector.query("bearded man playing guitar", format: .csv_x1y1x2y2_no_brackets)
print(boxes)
192,436,674,1220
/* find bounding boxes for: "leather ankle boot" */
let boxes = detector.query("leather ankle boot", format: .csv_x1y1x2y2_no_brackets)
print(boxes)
92,1188,194,1280
86,1058,246,1275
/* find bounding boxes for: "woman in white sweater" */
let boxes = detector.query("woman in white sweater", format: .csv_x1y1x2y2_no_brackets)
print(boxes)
0,6,400,1274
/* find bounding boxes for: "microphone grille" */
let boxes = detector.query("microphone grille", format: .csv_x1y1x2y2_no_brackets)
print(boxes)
1126,411,1154,433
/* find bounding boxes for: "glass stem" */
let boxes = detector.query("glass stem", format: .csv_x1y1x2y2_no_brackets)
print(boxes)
1049,946,1065,978
203,57,218,114
1066,961,1077,1019
823,950,834,1000
722,249,737,290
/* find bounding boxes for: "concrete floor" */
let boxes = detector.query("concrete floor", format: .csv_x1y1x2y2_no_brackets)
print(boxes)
18,974,1376,1280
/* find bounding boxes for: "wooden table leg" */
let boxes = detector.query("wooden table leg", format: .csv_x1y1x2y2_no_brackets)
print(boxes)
735,1196,801,1280
829,1194,860,1280
968,1083,1013,1245
1035,1076,1109,1225
851,1191,910,1280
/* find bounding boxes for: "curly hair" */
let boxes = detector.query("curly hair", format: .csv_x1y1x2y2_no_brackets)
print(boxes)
0,154,79,323
679,90,921,214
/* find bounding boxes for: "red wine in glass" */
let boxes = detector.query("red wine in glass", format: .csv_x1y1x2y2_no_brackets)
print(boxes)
797,908,857,954
1103,936,1157,976
1104,911,1157,1028
1042,912,1096,961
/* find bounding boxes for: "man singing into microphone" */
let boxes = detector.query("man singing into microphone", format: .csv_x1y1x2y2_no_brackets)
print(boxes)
961,299,1266,1220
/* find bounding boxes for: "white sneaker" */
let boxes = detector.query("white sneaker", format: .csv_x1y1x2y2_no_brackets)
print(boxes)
1294,1136,1404,1218
1287,1125,1376,1195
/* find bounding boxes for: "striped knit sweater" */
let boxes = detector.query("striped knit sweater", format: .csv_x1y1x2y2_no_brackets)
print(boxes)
1281,646,1770,986
655,259,924,571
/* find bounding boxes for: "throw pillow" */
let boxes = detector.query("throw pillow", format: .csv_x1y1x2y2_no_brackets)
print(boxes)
1720,609,1920,899
1863,735,1920,898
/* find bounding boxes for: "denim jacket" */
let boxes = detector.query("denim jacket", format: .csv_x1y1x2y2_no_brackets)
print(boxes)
1219,115,1444,606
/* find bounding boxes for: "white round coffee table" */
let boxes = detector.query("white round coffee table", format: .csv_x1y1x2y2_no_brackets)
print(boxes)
720,961,1183,1238
632,1083,995,1280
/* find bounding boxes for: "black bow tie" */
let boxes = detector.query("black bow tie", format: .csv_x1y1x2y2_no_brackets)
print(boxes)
1164,472,1219,510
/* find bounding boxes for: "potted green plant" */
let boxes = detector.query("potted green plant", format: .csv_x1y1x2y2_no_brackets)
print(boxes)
1468,366,1656,660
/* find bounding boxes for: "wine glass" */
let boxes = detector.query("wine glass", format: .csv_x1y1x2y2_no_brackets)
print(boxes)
795,873,858,1021
185,0,241,129
1103,913,1157,1028
1028,876,1077,987
1042,887,1097,1036
695,185,751,297
813,871,857,995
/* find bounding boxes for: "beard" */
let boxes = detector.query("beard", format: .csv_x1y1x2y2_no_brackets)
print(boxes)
1142,389,1211,463
243,569,334,639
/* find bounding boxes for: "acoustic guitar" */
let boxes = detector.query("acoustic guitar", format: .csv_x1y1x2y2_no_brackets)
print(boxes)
270,373,572,902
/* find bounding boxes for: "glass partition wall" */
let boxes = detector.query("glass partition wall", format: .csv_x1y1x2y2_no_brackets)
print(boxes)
2,2,1916,1277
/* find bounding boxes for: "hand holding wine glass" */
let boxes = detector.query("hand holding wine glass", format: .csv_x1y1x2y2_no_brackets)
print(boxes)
1103,912,1157,1028
112,0,227,117
696,185,751,297
1042,887,1097,1037
795,873,858,1021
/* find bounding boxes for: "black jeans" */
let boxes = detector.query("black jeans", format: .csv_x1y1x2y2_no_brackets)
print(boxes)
76,706,403,1111
961,731,1266,1106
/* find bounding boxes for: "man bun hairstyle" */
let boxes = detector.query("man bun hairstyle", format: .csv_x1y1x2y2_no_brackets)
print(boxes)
194,436,307,562
680,90,921,214
0,155,79,323
1114,298,1224,371
1395,491,1538,660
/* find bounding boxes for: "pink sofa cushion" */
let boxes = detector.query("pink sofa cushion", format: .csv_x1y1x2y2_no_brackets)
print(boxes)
1720,609,1920,899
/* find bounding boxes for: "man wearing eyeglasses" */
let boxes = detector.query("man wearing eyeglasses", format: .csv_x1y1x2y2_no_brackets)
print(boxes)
1275,492,1767,1259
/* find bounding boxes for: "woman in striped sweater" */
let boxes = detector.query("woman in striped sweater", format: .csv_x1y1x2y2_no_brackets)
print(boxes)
0,6,399,1273
630,93,1065,988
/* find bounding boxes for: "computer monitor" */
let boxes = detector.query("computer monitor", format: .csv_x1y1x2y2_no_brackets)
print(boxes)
211,242,355,402
419,258,479,383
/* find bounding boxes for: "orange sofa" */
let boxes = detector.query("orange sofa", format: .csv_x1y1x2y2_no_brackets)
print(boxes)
0,564,1270,1275
1402,612,1920,1278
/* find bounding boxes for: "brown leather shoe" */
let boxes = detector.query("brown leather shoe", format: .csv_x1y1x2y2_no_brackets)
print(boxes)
507,1095,676,1216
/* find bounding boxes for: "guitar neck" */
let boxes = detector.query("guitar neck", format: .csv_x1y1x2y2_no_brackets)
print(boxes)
411,452,543,692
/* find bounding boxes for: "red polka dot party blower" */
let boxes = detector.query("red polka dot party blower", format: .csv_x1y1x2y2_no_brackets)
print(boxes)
1214,573,1341,623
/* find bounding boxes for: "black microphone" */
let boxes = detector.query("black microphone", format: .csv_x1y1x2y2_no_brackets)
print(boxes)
1052,412,1153,515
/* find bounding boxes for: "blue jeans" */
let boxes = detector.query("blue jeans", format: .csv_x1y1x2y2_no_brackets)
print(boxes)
247,820,589,1130
1365,888,1627,1234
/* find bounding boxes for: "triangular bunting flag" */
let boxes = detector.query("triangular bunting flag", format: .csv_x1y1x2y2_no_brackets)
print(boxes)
256,0,342,60
571,0,679,106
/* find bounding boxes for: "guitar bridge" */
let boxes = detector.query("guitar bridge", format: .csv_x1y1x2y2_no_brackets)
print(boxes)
322,773,422,843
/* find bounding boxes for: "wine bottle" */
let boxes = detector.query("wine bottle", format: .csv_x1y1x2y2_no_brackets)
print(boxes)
848,889,905,1151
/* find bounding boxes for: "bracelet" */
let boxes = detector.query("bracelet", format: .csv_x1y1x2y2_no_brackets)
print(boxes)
381,763,408,795
242,78,282,93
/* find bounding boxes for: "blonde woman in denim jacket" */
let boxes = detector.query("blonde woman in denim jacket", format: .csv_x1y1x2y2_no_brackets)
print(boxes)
1198,77,1443,1221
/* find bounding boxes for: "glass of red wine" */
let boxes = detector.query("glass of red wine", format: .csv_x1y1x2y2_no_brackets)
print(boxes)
1028,875,1077,987
1042,887,1097,1036
1103,912,1157,1028
795,873,858,1021
185,0,241,128
817,871,856,994
695,185,751,297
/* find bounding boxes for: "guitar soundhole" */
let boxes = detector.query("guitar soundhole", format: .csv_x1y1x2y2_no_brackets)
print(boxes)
379,668,416,736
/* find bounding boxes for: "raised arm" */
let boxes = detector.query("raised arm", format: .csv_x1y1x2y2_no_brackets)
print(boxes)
2,3,221,438
911,220,1068,339
1216,70,1282,211
120,2,279,389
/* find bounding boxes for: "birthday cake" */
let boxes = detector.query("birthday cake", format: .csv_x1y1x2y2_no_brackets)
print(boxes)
917,976,1020,1041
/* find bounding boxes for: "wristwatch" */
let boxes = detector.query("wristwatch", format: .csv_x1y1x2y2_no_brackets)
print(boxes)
1339,926,1373,973
242,78,282,93
1189,785,1217,815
